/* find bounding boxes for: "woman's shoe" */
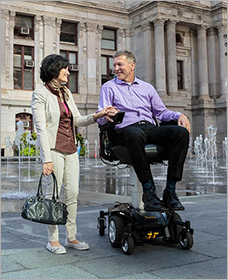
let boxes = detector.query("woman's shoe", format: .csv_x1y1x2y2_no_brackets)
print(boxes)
46,242,66,254
65,239,89,251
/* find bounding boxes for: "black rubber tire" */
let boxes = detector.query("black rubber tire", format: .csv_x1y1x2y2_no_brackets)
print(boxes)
168,212,183,244
179,231,194,250
99,219,105,236
121,235,134,255
108,215,125,248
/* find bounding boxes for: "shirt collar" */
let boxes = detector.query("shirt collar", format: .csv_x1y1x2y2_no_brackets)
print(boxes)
115,76,140,85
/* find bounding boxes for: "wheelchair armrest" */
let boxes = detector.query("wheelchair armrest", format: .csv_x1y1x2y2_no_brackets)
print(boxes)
99,111,125,132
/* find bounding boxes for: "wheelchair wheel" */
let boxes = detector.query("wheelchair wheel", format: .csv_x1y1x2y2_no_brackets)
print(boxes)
108,215,125,248
179,231,194,250
121,235,134,255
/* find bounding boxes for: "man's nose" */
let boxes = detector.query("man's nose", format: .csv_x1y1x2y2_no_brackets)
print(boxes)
114,65,118,72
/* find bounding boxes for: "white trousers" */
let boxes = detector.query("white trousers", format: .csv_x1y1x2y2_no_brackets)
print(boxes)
46,150,79,242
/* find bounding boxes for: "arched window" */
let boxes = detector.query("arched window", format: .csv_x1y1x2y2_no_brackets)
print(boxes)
15,112,33,131
176,33,184,46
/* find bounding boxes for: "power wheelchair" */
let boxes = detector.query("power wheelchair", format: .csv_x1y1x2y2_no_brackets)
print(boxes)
97,111,194,255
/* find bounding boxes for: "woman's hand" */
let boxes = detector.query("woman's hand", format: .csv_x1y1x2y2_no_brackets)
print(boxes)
93,106,119,122
43,162,55,176
178,114,191,133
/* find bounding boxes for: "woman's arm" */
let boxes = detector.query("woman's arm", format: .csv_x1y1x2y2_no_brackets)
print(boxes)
31,90,53,163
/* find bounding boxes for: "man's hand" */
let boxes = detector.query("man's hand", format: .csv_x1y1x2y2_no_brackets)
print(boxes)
43,162,55,176
104,107,119,122
93,106,118,121
178,114,191,133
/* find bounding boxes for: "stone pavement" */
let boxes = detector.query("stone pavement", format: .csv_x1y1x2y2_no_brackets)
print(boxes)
1,192,227,279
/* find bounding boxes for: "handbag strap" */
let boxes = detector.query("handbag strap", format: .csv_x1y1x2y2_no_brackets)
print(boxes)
37,172,59,200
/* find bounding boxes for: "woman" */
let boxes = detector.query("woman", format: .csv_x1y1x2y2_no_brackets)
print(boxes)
31,54,115,254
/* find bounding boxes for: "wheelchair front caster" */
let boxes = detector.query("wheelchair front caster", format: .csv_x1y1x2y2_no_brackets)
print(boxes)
179,231,194,250
121,235,134,255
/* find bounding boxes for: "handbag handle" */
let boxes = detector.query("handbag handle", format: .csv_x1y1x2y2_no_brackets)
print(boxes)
37,172,59,201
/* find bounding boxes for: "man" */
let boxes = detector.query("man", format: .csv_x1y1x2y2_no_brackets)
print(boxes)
97,50,190,211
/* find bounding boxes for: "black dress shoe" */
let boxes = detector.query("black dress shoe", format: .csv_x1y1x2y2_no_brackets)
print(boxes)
163,189,185,210
143,191,166,211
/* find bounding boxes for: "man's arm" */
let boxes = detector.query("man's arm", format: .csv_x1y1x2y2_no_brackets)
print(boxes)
150,86,190,131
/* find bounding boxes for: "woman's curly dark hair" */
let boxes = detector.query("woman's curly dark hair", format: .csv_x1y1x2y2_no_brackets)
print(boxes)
40,54,69,83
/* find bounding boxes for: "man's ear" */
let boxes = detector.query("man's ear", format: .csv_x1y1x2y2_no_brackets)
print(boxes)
131,63,136,71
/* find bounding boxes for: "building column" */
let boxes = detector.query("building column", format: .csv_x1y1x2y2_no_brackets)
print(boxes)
166,20,178,95
153,19,166,95
97,25,103,89
207,27,219,99
190,29,198,98
43,16,55,56
142,21,153,84
1,9,9,90
124,28,133,52
217,25,227,99
197,25,210,99
55,18,62,54
8,10,15,89
78,22,87,96
85,22,98,98
117,28,125,50
34,15,43,88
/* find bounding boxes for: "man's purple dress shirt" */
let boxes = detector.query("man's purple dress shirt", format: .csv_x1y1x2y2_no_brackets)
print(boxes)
97,76,181,129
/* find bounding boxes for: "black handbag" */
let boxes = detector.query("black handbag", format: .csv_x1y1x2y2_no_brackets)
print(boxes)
21,172,68,225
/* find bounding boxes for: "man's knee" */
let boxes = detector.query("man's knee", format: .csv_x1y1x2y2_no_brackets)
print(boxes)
179,126,189,142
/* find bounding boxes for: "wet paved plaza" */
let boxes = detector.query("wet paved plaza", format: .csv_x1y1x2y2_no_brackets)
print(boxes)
1,155,227,212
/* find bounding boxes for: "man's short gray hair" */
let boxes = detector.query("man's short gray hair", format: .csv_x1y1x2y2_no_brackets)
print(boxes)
113,50,136,63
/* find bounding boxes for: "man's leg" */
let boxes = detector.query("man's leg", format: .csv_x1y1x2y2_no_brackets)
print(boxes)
147,125,189,210
115,124,165,211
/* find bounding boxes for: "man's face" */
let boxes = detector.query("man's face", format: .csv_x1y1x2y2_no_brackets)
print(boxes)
113,55,135,83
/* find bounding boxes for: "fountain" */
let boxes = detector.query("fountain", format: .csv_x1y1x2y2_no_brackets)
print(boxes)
20,131,37,182
1,124,227,212
3,135,18,179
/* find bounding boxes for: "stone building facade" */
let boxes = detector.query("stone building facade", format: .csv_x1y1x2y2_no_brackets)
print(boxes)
1,1,227,156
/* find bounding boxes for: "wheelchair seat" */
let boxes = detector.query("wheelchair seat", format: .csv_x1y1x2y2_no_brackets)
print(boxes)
99,111,170,166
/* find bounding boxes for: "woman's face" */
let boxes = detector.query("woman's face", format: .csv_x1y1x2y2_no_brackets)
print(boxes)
56,67,70,84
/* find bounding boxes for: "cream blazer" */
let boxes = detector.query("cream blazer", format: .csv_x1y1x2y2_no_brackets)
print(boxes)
31,85,95,163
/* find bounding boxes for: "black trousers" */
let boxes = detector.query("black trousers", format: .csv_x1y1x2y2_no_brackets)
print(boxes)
114,123,189,186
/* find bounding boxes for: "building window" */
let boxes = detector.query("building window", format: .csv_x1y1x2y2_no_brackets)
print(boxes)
14,14,34,39
60,50,78,93
177,60,184,90
13,45,34,90
60,21,77,45
101,55,115,85
15,113,33,131
176,32,184,46
101,28,116,50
